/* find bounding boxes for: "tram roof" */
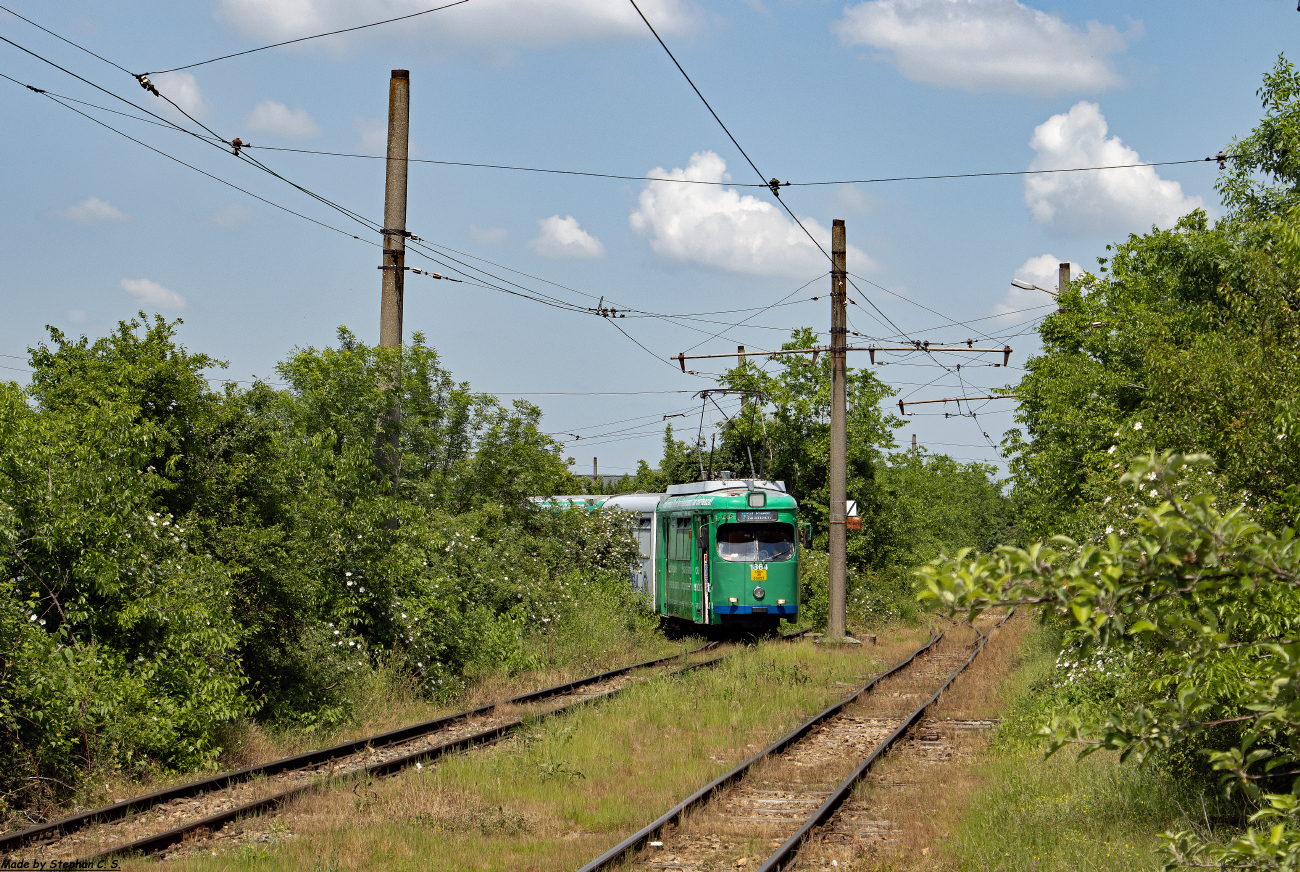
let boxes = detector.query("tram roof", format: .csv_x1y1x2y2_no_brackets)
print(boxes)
664,479,787,496
658,483,798,513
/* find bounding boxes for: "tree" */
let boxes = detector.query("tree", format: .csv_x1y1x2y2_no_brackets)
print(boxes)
717,327,901,566
919,453,1300,871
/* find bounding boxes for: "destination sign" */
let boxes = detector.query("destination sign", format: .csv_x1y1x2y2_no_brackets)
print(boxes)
737,510,778,522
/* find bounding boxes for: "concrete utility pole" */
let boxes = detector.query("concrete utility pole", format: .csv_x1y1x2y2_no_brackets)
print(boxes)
380,69,410,347
739,345,748,408
827,219,848,642
1058,262,1071,298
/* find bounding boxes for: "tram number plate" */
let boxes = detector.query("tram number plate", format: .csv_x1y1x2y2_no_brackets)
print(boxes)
750,567,768,581
738,510,777,521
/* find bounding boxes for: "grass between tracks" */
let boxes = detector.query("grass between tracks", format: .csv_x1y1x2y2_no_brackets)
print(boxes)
142,627,929,872
932,623,1204,872
830,616,1224,872
78,631,686,812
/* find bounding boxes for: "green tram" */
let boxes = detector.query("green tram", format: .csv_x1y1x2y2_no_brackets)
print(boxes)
656,480,801,635
534,478,804,635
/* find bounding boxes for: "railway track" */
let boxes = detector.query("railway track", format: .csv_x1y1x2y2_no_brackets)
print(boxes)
576,612,1011,872
1,643,734,864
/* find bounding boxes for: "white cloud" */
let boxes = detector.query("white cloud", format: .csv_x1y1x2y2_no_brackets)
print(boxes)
120,278,187,310
244,99,321,140
528,216,604,259
67,310,88,324
629,151,873,278
215,0,700,52
147,72,211,121
469,224,509,245
1025,101,1203,236
55,197,129,224
209,204,255,227
833,0,1134,96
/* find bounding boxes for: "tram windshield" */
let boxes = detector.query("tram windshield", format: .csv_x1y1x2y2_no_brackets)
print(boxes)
715,523,796,562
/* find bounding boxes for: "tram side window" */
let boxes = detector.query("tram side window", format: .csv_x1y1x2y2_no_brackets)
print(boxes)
668,516,692,561
716,523,796,562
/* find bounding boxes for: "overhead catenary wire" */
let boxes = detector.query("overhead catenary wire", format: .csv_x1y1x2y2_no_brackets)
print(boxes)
0,13,1027,389
1,74,380,245
624,0,1120,371
489,390,698,397
679,274,826,355
238,134,1236,189
0,3,134,74
0,14,241,149
848,272,999,344
0,12,1063,376
557,398,742,445
625,0,925,348
0,46,652,325
0,65,774,361
0,12,708,382
0,34,387,237
141,1,470,75
547,401,704,438
0,69,635,331
0,34,228,152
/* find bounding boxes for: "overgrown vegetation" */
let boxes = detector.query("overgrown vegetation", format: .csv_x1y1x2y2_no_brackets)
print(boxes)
162,635,923,872
923,56,1300,871
0,322,655,819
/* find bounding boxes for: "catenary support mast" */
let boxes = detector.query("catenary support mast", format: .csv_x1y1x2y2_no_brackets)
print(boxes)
377,70,410,500
828,219,848,642
380,69,410,347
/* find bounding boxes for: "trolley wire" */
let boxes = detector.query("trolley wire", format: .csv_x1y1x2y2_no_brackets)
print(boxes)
240,143,1231,188
848,272,999,344
626,0,919,345
489,390,698,397
0,3,134,74
2,68,630,334
1,63,782,355
1,74,379,244
679,274,826,355
0,33,224,151
546,402,702,437
0,51,713,333
0,33,384,238
0,9,1037,383
142,1,470,76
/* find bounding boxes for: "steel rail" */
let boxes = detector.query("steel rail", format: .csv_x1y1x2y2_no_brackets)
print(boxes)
75,652,730,862
574,630,945,872
757,609,1015,872
0,644,719,853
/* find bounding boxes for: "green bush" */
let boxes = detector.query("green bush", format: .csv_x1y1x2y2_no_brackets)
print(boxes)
0,318,650,817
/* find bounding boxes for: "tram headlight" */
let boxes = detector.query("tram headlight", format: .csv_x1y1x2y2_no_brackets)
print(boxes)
753,586,766,600
747,492,766,508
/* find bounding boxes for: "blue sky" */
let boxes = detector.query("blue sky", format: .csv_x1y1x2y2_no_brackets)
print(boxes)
0,0,1292,477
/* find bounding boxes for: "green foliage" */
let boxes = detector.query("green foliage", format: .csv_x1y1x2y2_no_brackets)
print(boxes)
876,450,1011,566
937,57,1300,871
0,318,649,816
919,453,1300,871
1219,55,1300,221
1007,57,1300,542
